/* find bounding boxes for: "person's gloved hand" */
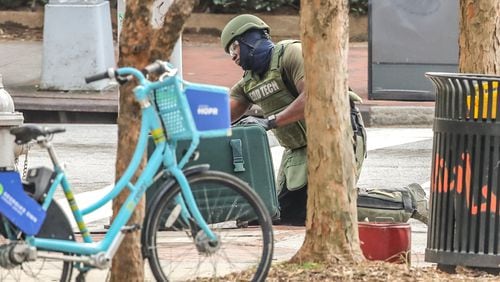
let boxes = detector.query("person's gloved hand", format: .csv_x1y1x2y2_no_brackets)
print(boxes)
235,116,271,130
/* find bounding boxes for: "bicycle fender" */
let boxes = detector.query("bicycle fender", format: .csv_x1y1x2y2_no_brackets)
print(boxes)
141,164,209,257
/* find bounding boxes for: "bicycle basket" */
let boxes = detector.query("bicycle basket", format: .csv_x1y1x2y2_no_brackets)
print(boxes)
153,81,195,141
152,78,231,141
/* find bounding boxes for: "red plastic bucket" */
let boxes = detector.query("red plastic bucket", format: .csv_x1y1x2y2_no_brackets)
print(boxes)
358,222,411,264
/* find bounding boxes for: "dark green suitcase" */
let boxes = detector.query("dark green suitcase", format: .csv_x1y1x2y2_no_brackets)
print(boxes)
146,125,280,223
175,125,280,220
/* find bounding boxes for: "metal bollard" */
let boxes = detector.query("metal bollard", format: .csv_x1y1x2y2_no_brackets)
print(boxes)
41,0,115,91
0,74,24,171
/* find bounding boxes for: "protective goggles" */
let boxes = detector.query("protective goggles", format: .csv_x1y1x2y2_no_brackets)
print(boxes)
229,40,239,57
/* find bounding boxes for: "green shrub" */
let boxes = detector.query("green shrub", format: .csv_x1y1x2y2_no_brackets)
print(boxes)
196,0,368,15
201,0,298,13
2,0,368,15
0,0,30,9
349,0,368,15
0,0,46,10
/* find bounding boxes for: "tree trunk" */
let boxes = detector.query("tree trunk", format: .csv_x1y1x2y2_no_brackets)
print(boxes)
459,0,500,74
111,1,195,281
291,0,364,263
111,1,154,281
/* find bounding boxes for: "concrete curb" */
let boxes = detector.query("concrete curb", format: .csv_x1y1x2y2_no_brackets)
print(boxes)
0,11,44,28
184,13,368,42
365,106,435,127
0,10,368,42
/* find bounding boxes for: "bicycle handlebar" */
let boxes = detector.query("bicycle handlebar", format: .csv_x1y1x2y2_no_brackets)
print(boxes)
46,127,66,135
85,68,116,83
143,60,168,76
85,60,176,84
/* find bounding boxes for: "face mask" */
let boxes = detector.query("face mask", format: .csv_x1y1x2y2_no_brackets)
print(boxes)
238,29,274,75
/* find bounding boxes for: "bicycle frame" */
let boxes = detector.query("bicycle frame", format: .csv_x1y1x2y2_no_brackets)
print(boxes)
25,67,217,259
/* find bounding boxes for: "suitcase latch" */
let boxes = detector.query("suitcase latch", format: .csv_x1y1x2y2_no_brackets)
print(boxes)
230,139,246,172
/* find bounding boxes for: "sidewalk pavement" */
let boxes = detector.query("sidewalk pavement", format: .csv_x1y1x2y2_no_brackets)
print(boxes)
0,39,435,127
81,224,430,281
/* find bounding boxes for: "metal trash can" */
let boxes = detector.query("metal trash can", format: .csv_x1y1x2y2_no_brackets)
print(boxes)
425,72,500,271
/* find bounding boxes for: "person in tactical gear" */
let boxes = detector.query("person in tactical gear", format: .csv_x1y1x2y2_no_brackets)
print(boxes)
221,14,428,226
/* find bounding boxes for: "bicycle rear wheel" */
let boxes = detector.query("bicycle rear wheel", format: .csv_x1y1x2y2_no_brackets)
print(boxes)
145,170,273,282
0,202,73,282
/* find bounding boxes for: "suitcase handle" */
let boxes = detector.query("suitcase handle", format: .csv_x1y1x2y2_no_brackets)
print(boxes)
230,139,246,172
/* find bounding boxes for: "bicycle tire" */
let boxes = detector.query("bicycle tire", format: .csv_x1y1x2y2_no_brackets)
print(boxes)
0,222,73,282
144,170,273,282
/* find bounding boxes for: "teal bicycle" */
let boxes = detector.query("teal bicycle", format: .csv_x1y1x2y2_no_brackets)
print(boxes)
0,61,273,281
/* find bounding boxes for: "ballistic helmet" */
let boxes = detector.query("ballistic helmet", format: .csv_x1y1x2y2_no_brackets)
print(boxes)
221,14,270,53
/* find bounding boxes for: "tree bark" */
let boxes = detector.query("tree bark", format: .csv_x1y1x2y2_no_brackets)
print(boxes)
111,2,153,281
291,0,364,263
111,1,195,281
459,0,500,74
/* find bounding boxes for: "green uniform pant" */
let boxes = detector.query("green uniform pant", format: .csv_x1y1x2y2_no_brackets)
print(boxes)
277,186,415,225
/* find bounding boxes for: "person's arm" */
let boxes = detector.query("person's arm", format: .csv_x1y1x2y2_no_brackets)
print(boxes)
230,80,251,123
231,98,251,122
272,78,305,127
272,43,306,128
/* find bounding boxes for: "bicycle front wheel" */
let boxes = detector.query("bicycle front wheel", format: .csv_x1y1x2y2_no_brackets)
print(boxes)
145,170,273,282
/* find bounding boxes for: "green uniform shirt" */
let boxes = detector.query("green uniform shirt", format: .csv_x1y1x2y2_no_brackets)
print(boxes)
230,42,366,193
231,42,308,193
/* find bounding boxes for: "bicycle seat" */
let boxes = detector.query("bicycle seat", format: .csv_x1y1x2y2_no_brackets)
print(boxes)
10,125,66,144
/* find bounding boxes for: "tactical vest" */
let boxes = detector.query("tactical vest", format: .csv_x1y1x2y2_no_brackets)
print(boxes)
242,40,307,150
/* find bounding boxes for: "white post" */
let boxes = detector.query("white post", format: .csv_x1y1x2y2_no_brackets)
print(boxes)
40,0,115,91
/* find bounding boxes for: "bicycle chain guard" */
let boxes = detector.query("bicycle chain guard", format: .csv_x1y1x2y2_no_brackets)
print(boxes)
37,200,75,242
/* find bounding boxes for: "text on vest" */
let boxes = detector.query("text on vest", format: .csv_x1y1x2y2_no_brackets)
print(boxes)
248,80,280,101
